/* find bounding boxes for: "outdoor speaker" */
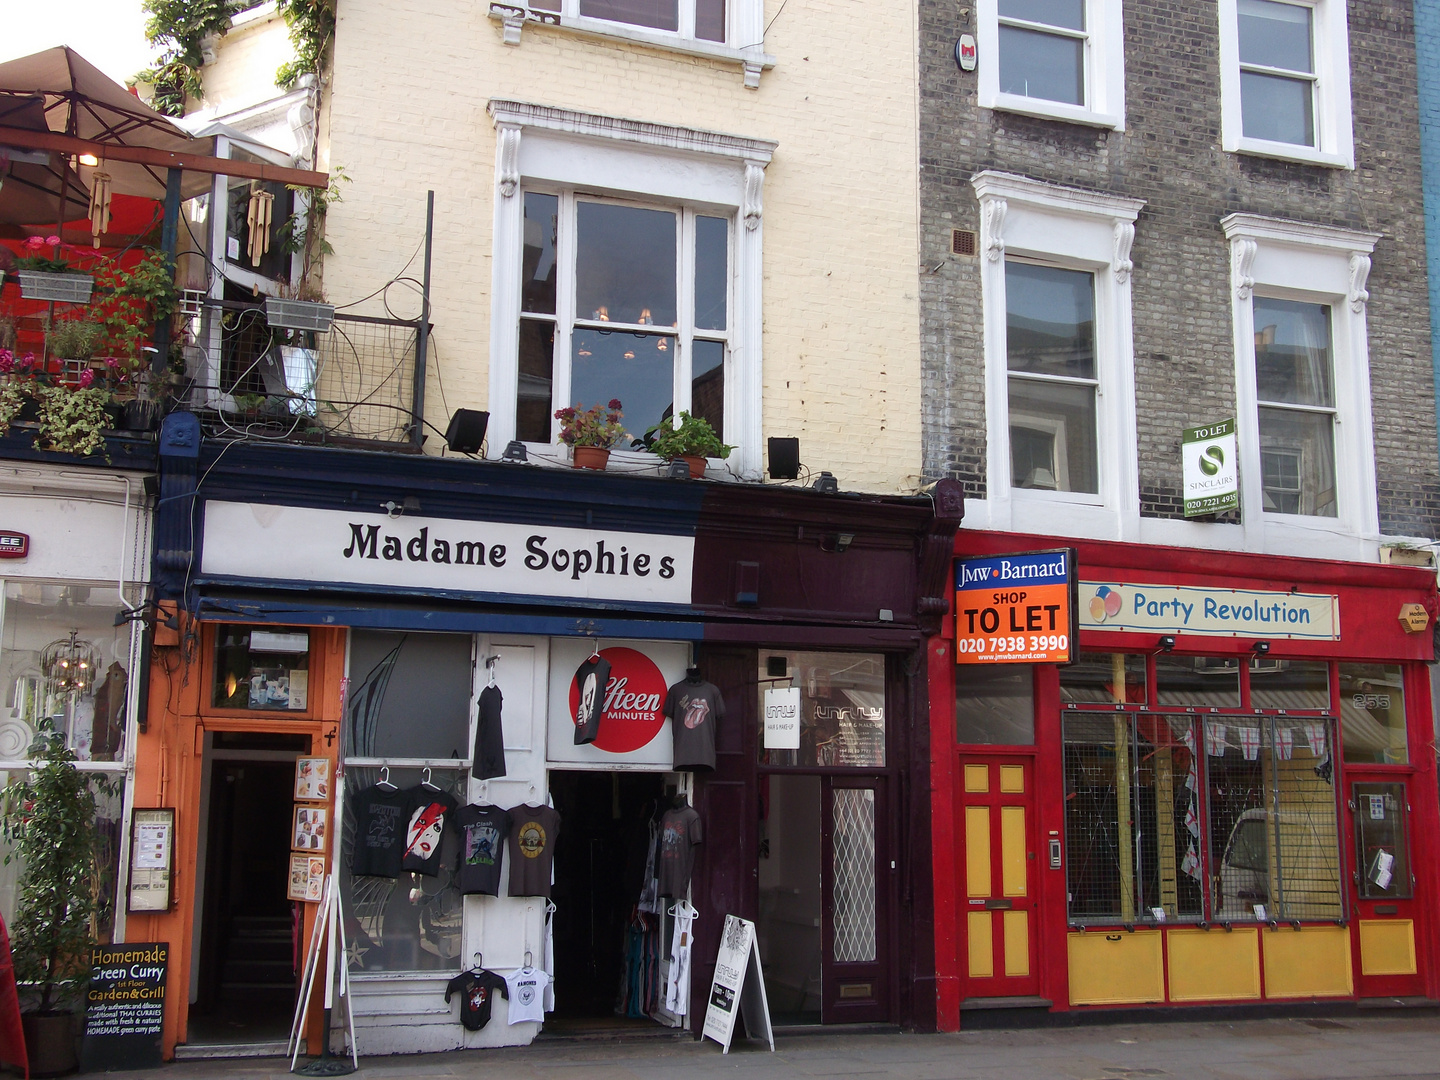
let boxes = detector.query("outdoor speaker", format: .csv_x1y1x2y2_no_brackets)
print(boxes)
445,409,489,454
768,437,800,480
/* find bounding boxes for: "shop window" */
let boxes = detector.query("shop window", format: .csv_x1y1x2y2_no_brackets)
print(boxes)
0,580,139,763
1248,658,1330,711
1352,782,1411,900
212,625,312,713
345,631,472,759
1207,717,1341,921
1338,663,1407,764
956,664,1035,745
757,652,885,767
1155,653,1241,709
1058,652,1145,705
1062,714,1203,923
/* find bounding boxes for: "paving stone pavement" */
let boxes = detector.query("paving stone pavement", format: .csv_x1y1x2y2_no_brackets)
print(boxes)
115,1015,1440,1080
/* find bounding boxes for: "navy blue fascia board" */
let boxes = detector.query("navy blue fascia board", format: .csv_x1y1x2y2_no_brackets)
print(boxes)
192,440,709,536
0,429,158,470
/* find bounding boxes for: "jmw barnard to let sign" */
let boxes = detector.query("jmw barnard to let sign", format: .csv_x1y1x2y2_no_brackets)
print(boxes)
955,550,1077,665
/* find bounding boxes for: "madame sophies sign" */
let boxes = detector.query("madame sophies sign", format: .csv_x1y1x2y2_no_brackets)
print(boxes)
201,502,694,605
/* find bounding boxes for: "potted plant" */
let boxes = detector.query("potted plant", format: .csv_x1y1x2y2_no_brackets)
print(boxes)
2,719,109,1075
45,320,104,383
556,399,627,470
33,376,111,458
11,237,94,305
644,411,732,478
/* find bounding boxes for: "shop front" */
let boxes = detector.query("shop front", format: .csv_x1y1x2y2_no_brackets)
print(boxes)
134,415,961,1058
930,533,1440,1028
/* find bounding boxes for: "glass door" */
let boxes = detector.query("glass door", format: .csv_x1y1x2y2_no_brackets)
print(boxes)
821,777,889,1023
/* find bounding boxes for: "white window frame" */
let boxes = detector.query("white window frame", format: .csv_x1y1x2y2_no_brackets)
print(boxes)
1222,213,1380,555
486,0,773,88
975,0,1126,130
487,101,775,479
1217,0,1354,168
972,171,1144,539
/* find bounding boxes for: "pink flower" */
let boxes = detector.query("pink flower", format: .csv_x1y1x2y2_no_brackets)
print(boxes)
23,236,43,250
18,352,35,371
44,235,60,246
0,350,12,374
77,369,94,389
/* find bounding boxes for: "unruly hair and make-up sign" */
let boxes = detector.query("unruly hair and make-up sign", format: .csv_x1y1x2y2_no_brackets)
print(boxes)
201,501,695,605
1081,581,1339,640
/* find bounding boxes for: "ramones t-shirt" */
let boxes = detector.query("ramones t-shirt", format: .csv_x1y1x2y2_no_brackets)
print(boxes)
506,804,561,898
504,966,551,1024
402,789,458,876
664,677,726,771
349,784,411,878
455,804,511,896
572,655,611,745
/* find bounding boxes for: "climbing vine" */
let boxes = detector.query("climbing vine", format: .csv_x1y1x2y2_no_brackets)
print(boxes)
136,0,238,117
275,0,337,90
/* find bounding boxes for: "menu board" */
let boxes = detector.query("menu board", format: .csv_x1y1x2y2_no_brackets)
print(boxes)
127,810,174,913
81,942,167,1071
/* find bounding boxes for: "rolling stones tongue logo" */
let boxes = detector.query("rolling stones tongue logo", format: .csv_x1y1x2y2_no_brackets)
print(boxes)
568,647,667,754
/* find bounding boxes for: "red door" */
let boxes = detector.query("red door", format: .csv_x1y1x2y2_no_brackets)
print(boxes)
956,756,1039,999
1347,776,1422,997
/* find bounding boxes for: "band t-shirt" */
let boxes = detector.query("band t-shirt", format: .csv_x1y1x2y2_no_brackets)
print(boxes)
504,967,551,1024
444,968,508,1031
657,805,703,897
402,789,458,876
473,684,507,780
455,804,511,896
349,784,411,877
572,655,611,745
506,804,562,898
664,677,725,771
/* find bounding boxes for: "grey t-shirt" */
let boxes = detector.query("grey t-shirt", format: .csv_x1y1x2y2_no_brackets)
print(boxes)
506,804,561,898
657,805,703,897
664,678,725,771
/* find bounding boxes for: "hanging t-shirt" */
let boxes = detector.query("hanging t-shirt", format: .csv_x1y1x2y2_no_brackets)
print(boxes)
402,788,458,875
506,804,562,898
349,784,411,878
455,804,511,896
572,654,611,745
473,684,507,780
664,677,725,771
444,968,509,1031
656,805,703,897
505,966,551,1024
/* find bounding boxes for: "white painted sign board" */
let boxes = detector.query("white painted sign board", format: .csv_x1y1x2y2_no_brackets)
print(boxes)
702,915,774,1054
763,687,801,750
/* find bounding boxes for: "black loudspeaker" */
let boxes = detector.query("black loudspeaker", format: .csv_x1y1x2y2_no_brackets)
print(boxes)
768,437,800,480
445,409,489,454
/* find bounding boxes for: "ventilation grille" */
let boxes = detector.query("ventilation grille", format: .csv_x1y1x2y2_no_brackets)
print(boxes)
951,229,977,257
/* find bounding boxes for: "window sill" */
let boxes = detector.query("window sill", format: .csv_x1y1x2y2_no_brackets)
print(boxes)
487,3,775,87
500,441,741,480
1230,138,1353,170
985,94,1124,132
1011,486,1106,507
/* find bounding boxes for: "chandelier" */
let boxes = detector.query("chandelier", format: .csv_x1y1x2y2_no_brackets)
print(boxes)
41,631,100,696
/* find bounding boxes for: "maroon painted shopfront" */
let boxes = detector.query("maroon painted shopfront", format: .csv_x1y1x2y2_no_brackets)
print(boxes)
930,532,1440,1027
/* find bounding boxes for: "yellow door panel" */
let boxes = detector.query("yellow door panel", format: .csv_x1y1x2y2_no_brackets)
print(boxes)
1003,910,1029,977
966,806,992,897
964,763,990,793
1359,920,1417,977
1000,805,1027,897
968,911,994,978
999,764,1025,793
1262,925,1353,998
1166,928,1261,1001
1067,931,1165,1005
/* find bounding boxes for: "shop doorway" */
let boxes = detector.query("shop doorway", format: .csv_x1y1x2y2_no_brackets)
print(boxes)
189,754,298,1046
548,770,682,1031
955,756,1039,1000
757,774,891,1025
1347,775,1422,998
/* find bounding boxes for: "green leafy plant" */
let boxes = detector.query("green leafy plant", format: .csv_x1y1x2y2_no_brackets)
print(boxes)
33,385,111,458
46,320,105,362
275,167,348,299
2,721,107,1012
0,380,29,434
643,411,732,460
12,236,72,274
136,0,238,117
275,0,336,90
556,399,627,448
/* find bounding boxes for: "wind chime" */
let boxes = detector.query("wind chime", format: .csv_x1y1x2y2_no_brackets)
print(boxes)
247,183,274,268
88,170,112,247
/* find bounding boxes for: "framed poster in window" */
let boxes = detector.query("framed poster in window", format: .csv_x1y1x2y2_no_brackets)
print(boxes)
127,809,175,913
292,806,329,853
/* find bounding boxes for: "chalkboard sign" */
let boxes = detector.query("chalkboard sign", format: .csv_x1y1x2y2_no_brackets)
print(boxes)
80,942,167,1071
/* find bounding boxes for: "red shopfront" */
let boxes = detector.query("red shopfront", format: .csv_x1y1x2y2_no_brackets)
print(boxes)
930,533,1440,1027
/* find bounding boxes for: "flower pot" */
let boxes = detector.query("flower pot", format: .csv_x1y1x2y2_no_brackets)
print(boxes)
22,1010,77,1077
572,445,610,470
17,272,93,305
122,399,159,432
678,454,707,478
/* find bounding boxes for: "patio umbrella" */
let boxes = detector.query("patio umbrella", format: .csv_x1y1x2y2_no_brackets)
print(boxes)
0,95,90,228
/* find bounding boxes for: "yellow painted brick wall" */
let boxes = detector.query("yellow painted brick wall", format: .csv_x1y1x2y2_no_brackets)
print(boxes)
319,0,922,493
198,6,299,119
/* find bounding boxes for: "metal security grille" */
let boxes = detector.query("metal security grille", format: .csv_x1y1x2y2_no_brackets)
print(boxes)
831,788,877,962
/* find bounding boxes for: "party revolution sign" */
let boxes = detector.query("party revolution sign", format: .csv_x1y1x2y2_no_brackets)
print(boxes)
1081,582,1339,640
955,550,1077,664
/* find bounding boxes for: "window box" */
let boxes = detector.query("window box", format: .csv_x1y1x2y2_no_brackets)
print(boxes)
264,297,335,333
17,271,94,305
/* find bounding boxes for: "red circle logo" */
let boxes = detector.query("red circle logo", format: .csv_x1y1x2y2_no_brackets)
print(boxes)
568,647,667,754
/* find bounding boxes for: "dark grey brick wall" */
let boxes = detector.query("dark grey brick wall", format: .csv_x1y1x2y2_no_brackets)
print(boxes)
919,0,1440,538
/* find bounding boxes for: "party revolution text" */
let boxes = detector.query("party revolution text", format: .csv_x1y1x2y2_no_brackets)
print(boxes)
342,523,676,581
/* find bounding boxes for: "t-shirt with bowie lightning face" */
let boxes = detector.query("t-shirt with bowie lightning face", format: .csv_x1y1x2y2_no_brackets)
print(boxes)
402,789,458,876
349,783,411,878
455,804,511,896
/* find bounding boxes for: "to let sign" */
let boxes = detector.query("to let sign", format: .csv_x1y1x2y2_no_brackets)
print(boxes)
955,550,1077,665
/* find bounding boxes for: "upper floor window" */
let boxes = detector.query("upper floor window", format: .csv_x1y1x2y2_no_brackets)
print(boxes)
977,0,1126,129
1253,297,1335,517
1218,0,1354,168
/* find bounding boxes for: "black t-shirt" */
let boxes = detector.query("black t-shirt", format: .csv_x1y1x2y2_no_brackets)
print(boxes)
455,804,511,896
664,677,725,771
657,805,703,897
402,788,458,875
349,784,411,878
473,684,507,780
444,968,509,1031
572,655,611,745
507,804,562,898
